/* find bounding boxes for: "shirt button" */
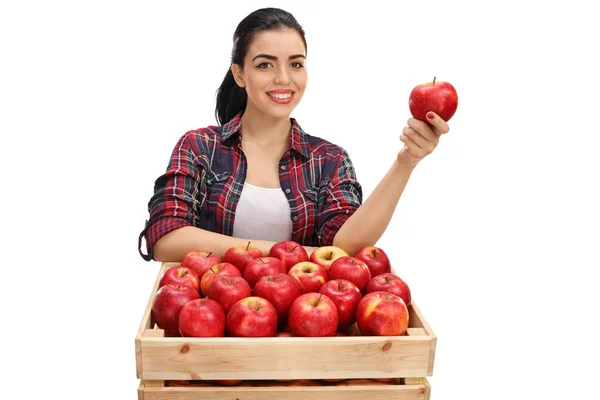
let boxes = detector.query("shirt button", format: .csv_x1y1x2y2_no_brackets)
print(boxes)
285,188,291,194
293,216,298,222
280,165,286,170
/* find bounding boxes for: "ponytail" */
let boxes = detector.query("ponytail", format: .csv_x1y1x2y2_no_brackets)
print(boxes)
215,69,247,126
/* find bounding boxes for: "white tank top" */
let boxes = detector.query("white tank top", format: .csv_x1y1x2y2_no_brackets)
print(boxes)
232,182,293,242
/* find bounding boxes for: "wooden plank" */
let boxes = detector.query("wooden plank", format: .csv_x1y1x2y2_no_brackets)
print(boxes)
406,328,427,336
141,382,429,400
136,262,176,379
143,330,166,388
137,381,144,400
408,302,437,376
140,335,432,380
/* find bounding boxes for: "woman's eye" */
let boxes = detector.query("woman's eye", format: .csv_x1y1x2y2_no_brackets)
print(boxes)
258,62,272,69
291,62,304,69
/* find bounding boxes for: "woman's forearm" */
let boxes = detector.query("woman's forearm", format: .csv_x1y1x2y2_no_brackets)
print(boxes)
153,226,277,262
333,159,416,255
153,226,317,262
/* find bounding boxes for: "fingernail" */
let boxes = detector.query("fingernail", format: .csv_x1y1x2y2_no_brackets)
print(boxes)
426,112,435,120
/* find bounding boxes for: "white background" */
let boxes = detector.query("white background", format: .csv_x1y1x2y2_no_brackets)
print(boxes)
1,0,599,398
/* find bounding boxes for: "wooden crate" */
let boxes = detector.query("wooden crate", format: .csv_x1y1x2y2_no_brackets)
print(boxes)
136,262,437,399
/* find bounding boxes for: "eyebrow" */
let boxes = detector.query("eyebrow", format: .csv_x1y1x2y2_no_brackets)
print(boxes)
251,54,306,62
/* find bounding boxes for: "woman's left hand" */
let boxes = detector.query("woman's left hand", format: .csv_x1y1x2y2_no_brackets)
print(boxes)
397,111,450,167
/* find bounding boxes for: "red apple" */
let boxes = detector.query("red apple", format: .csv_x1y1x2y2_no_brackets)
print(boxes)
276,331,294,337
409,76,458,123
288,261,328,293
309,245,348,271
178,298,226,337
207,275,252,315
227,296,278,337
268,240,309,272
328,256,372,293
151,284,200,336
319,279,362,329
372,378,395,383
243,257,286,289
181,251,221,279
200,263,241,297
354,246,391,278
366,273,411,306
356,291,409,336
214,380,244,386
286,380,321,386
254,273,302,323
288,293,338,337
159,265,200,293
223,241,264,275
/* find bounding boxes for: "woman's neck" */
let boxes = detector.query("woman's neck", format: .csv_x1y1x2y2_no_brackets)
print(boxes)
240,106,292,148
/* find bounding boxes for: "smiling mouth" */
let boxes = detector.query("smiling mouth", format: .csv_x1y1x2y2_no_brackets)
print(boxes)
267,92,294,99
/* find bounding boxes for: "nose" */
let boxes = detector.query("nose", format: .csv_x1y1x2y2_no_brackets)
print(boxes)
273,66,291,85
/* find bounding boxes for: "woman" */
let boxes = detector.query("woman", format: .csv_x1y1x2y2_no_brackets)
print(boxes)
138,7,449,262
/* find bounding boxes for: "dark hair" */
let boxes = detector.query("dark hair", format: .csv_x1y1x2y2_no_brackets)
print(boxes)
214,8,307,126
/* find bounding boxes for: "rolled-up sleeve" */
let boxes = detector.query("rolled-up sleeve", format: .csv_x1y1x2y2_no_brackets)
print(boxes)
316,150,362,246
139,132,207,260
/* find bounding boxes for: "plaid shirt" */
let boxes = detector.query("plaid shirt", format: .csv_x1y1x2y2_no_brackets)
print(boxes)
138,112,363,261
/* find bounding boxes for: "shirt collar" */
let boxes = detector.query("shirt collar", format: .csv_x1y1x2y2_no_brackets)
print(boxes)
221,112,310,158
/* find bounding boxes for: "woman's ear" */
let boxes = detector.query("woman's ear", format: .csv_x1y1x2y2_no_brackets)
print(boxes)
231,64,245,88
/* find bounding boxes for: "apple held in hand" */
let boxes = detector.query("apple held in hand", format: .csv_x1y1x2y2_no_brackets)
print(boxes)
243,257,286,289
356,291,409,336
178,298,226,337
159,266,200,293
207,275,252,315
354,246,391,278
319,279,362,329
289,293,338,337
328,256,372,293
181,251,221,280
227,296,278,337
269,240,309,272
309,245,348,271
200,263,241,297
288,261,328,293
254,273,302,323
409,76,458,123
152,284,200,336
366,273,411,306
224,241,264,275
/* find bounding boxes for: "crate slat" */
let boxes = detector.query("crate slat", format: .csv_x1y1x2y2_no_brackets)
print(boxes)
138,380,430,400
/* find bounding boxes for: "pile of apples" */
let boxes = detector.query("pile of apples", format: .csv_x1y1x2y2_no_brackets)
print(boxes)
151,241,412,338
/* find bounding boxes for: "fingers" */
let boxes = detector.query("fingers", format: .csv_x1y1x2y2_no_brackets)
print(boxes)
401,126,431,151
406,119,439,143
399,132,420,157
424,112,450,134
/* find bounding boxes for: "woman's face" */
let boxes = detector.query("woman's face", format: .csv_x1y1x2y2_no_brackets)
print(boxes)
232,28,307,120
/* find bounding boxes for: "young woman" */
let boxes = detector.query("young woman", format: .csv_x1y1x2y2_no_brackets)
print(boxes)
138,7,450,262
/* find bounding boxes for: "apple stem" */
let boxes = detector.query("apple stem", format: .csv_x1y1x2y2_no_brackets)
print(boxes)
327,251,333,260
206,252,212,257
260,258,265,264
291,245,297,251
246,241,251,251
316,293,323,306
433,76,436,84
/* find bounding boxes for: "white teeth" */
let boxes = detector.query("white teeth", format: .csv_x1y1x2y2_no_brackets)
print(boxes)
268,92,292,99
